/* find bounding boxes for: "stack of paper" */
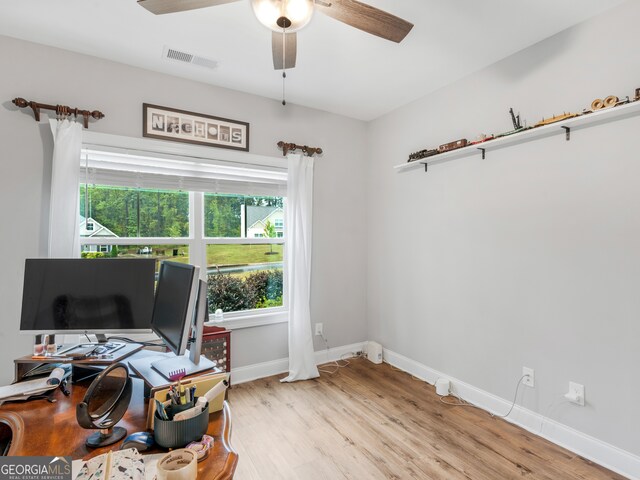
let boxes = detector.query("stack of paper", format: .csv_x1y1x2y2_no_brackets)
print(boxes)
74,449,146,480
0,367,69,404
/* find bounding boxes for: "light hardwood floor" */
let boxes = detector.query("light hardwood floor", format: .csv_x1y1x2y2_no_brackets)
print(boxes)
227,359,623,479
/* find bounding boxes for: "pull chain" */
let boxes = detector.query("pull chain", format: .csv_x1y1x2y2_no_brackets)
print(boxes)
282,27,287,106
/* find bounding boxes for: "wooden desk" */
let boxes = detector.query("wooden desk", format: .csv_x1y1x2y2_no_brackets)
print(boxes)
13,343,144,383
0,377,238,479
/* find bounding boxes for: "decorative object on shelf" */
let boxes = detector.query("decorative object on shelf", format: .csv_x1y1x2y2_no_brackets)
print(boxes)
534,112,579,127
438,139,468,153
495,107,528,139
510,107,523,130
400,86,640,172
143,103,249,152
277,141,322,157
589,95,629,112
11,97,104,129
469,134,495,145
408,148,438,162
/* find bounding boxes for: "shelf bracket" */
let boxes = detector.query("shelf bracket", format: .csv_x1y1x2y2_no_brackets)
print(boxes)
561,126,571,141
424,163,428,173
478,148,486,160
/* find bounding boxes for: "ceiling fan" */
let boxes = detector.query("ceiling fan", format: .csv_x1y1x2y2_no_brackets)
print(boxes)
137,0,414,70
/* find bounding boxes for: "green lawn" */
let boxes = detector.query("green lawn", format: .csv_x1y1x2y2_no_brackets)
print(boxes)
206,244,283,267
110,243,283,269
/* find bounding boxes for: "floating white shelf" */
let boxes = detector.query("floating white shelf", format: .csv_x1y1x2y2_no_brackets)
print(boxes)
394,100,640,172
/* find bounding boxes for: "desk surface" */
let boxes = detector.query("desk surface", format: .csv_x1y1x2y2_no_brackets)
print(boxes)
0,377,238,479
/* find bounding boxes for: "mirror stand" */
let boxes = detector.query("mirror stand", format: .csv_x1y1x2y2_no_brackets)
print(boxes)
85,426,128,448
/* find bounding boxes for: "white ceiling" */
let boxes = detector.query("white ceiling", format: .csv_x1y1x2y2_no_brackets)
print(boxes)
0,0,627,120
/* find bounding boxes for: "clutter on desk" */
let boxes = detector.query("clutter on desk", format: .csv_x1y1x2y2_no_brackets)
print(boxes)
156,449,198,480
168,368,187,382
21,362,67,379
186,434,215,462
0,365,71,404
147,373,229,429
76,363,132,447
120,432,155,452
74,448,145,480
153,397,209,449
153,376,229,448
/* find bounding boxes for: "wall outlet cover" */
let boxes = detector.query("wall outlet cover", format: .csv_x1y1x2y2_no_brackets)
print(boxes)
566,381,585,406
522,367,535,388
314,323,323,336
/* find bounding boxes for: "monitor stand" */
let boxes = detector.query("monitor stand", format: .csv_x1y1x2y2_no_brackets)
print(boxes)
150,351,217,380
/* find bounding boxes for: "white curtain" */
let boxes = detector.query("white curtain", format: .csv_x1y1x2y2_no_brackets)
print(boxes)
48,119,83,257
281,154,319,382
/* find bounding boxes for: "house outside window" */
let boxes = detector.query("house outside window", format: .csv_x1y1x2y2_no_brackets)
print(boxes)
79,184,285,318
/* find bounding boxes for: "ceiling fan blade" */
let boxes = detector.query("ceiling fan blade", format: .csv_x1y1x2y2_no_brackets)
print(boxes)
315,0,413,43
137,0,240,15
272,31,297,70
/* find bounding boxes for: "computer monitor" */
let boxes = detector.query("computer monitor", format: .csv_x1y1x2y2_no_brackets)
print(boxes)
20,258,156,334
149,262,216,379
149,261,199,357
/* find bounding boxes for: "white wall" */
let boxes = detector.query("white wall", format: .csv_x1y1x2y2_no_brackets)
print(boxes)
367,0,640,457
0,34,368,384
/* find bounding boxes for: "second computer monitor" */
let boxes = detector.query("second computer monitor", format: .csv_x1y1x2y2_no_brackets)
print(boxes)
150,261,200,357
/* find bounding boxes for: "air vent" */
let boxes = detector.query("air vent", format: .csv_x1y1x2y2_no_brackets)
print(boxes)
163,46,218,70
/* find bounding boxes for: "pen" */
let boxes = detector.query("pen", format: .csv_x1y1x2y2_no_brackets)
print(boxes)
155,399,169,420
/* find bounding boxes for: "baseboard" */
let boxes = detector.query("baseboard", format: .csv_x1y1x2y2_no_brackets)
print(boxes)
231,341,366,385
383,348,640,480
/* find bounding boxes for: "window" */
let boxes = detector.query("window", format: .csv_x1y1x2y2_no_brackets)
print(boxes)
79,184,285,320
77,144,287,327
86,221,94,231
275,218,283,229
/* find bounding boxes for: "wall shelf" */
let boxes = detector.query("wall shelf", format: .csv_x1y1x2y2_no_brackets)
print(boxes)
394,100,640,173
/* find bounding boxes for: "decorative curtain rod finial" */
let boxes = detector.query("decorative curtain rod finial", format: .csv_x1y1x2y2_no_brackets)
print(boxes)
277,141,323,157
12,97,104,129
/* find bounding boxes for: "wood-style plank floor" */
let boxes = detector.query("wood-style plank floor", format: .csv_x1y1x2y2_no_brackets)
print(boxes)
227,359,623,479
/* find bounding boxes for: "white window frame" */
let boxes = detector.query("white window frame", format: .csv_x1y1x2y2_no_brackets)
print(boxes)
78,131,288,330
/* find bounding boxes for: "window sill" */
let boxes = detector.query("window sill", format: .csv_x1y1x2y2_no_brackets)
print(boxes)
205,309,288,330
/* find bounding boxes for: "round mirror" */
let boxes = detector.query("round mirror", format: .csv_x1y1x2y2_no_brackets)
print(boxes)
76,362,132,448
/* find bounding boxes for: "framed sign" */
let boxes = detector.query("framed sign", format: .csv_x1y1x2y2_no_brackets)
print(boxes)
143,103,249,152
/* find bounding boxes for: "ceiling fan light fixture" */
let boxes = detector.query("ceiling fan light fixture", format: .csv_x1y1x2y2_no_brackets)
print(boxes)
251,0,314,32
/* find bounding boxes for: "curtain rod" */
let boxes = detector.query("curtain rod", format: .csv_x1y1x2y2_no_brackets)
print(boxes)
12,97,105,129
277,141,323,157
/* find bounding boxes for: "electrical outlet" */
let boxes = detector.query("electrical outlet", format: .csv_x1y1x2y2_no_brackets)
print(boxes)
565,382,585,406
314,323,323,336
522,367,535,388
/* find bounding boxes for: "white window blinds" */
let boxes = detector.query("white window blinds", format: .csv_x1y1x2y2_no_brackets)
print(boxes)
80,146,287,196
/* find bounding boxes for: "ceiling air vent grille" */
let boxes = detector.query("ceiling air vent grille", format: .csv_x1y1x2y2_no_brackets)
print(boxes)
163,46,218,70
166,48,194,63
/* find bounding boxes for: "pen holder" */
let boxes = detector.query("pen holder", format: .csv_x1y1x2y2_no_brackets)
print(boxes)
154,398,210,449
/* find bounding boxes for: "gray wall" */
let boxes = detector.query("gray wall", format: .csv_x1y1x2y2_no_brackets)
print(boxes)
0,34,368,384
366,0,640,455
